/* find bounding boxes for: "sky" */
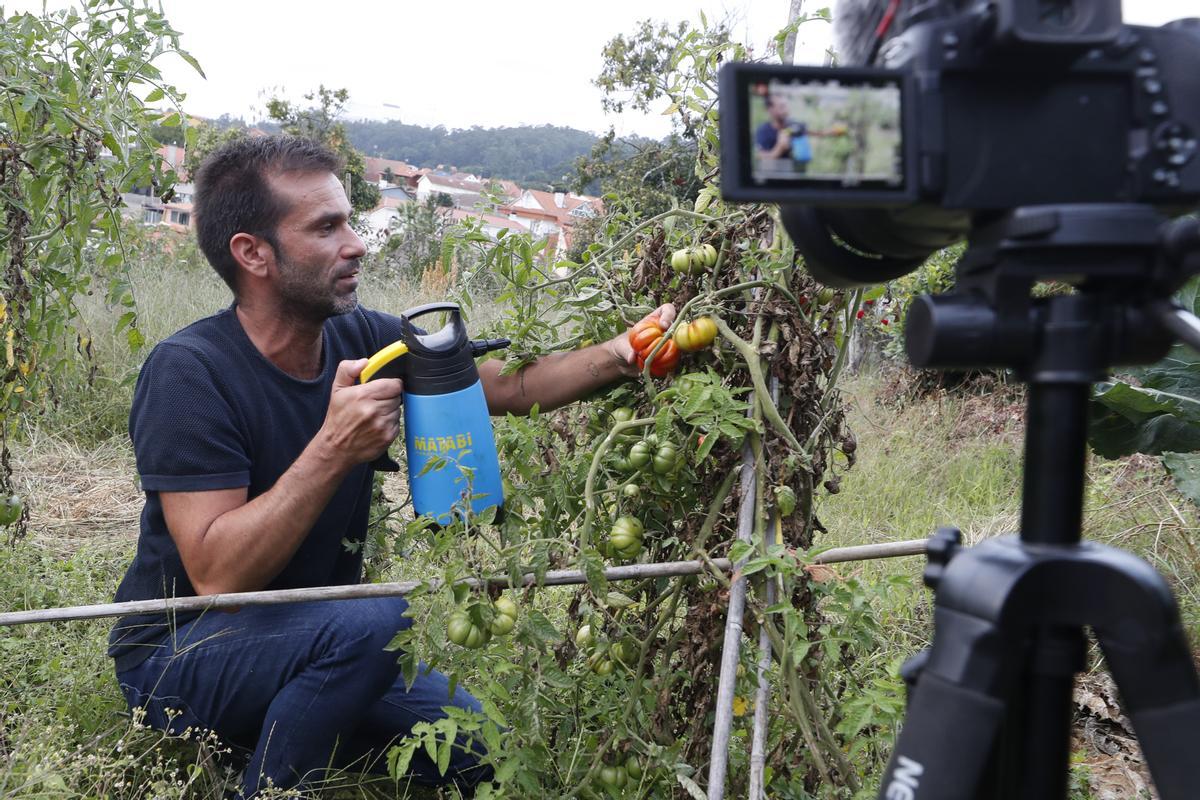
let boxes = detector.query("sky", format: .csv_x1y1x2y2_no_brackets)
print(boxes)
5,1,1198,139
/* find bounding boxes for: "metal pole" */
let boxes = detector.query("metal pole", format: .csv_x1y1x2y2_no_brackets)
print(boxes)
748,513,780,799
0,540,928,628
707,435,759,799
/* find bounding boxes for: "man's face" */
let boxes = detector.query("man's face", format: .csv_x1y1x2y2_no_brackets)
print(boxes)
265,170,366,322
768,96,789,125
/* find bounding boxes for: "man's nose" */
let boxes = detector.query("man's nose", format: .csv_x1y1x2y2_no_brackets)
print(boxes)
344,227,367,259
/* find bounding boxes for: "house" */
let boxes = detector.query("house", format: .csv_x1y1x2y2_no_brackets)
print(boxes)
363,156,421,190
415,173,487,204
503,189,603,260
135,182,195,231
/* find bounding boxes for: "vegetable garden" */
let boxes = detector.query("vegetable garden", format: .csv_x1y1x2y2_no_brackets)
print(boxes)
3,3,1199,800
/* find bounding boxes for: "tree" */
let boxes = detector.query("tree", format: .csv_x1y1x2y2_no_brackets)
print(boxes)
572,131,704,218
264,85,380,214
0,1,199,536
374,198,451,280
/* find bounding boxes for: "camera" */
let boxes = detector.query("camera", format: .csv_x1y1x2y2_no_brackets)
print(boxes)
718,0,1200,287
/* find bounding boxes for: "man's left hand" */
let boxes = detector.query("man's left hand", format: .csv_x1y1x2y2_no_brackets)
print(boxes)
606,303,677,378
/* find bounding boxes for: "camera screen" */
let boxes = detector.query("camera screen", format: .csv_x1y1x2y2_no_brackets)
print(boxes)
748,77,904,190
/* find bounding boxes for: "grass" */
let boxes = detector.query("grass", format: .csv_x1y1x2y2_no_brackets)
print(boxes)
819,373,1200,799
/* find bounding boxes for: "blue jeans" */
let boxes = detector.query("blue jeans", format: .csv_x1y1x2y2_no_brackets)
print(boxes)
115,596,491,797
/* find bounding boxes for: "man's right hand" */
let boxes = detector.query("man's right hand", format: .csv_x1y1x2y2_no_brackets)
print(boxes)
318,359,404,468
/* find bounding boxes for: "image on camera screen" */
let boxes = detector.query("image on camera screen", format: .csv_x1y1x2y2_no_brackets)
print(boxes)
749,78,903,188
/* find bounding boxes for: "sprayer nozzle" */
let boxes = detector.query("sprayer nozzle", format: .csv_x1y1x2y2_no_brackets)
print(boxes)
471,338,511,357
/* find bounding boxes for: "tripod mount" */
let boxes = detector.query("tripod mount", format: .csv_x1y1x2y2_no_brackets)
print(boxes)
876,204,1200,800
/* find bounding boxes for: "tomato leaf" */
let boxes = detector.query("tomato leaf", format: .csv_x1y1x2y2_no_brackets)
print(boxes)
524,609,561,645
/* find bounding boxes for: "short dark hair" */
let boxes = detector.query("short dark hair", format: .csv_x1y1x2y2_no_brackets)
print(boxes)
193,135,342,292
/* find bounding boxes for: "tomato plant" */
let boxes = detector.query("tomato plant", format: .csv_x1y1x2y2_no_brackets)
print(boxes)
376,11,877,799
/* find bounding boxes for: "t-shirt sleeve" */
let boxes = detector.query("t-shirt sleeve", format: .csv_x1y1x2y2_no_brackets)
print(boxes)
129,343,251,492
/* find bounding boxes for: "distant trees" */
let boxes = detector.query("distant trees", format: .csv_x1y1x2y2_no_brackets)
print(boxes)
265,86,380,214
344,121,599,188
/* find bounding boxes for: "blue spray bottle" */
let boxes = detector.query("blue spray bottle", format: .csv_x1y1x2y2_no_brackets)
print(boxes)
360,303,509,524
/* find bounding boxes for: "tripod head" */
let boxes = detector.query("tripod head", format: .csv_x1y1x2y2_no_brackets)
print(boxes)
905,204,1200,380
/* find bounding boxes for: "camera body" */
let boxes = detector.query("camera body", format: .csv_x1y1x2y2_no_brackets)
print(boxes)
718,1,1200,285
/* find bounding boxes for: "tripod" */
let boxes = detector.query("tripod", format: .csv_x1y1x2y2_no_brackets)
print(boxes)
876,204,1200,800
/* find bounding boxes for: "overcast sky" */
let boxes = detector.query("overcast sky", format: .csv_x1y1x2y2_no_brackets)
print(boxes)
5,1,1197,139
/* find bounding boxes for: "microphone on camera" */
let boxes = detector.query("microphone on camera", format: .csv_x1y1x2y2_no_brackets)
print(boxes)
833,0,917,65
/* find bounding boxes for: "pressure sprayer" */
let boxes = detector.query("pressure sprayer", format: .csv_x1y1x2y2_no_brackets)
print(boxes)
359,303,509,524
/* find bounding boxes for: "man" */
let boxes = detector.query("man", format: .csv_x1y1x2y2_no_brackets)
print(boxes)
107,135,673,797
756,93,843,175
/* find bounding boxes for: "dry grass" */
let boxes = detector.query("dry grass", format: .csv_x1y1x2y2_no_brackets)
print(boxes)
11,429,140,557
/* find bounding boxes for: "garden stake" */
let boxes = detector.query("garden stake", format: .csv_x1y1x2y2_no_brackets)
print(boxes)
749,512,782,800
750,374,785,799
706,398,762,799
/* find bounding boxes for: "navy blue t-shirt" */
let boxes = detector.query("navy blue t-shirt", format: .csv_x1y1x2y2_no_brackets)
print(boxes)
108,305,406,671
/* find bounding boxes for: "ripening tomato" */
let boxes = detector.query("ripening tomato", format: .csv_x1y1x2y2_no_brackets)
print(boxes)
635,337,680,378
628,319,663,354
673,317,718,352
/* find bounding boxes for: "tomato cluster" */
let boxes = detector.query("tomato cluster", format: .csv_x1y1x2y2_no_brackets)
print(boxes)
669,243,718,276
628,319,679,378
446,596,519,649
598,755,643,791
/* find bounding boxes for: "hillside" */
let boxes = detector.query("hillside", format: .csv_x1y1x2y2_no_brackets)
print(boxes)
193,115,604,188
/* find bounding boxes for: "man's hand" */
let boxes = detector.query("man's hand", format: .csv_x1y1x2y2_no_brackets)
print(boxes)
606,303,677,378
317,359,404,468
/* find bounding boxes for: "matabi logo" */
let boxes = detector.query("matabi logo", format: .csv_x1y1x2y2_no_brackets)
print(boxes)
412,432,474,454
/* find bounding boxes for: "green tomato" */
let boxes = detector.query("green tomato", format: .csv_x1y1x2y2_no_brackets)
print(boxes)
463,624,491,649
599,765,628,789
611,640,636,665
0,495,22,527
622,483,641,499
575,624,595,650
611,407,635,425
609,516,644,554
627,440,652,469
699,243,718,268
611,455,632,472
670,248,691,273
652,443,678,475
624,755,644,781
447,610,473,646
588,651,615,676
490,596,518,635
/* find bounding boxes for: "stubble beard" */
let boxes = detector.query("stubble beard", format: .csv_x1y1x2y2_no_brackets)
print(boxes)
275,248,359,323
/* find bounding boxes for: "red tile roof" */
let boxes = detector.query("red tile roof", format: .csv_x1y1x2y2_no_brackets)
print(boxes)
364,156,421,182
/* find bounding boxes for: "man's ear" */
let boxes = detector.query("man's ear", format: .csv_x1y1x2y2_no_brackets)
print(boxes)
229,232,274,281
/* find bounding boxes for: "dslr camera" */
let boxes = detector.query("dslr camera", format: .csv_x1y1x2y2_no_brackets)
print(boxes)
719,0,1200,287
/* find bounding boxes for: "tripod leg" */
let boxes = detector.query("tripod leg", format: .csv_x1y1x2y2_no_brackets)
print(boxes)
1098,623,1200,800
877,606,1010,800
878,670,1007,800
